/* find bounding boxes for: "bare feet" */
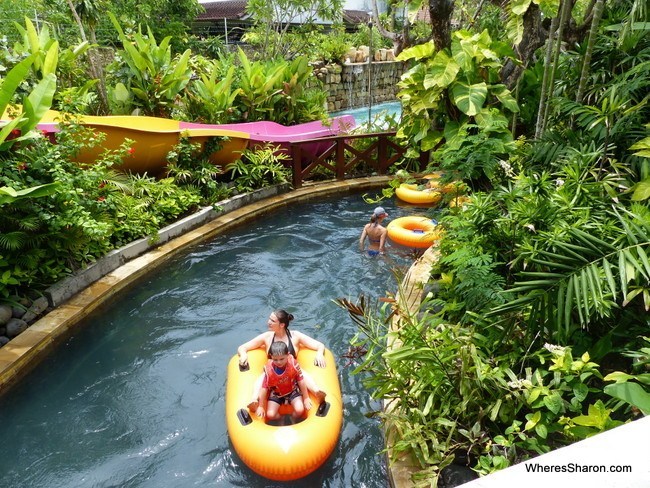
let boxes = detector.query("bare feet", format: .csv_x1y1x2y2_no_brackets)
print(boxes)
247,400,259,412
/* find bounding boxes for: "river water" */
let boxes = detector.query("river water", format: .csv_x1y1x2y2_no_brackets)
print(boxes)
0,193,426,488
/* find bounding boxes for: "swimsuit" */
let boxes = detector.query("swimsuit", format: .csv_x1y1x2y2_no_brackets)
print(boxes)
267,329,297,358
367,250,380,257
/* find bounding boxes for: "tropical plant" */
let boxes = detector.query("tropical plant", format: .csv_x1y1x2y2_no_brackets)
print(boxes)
166,136,232,205
396,30,519,185
604,336,650,416
226,144,291,193
107,12,192,117
244,0,343,59
0,183,59,206
234,49,327,124
184,63,241,124
336,295,620,484
1,53,56,152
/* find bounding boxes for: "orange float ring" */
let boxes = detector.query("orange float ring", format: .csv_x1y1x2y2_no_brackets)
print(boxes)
395,183,442,205
387,216,441,248
226,349,342,481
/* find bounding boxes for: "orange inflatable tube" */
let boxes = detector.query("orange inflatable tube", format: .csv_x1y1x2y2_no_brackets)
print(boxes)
226,348,342,481
387,216,441,248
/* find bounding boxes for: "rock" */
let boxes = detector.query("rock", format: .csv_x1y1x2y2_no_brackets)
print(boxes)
386,49,395,61
12,305,27,319
0,336,10,347
0,304,12,325
439,464,479,488
31,296,49,315
21,311,38,323
5,318,28,338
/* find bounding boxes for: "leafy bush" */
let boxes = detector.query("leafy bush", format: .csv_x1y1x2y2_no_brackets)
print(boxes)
226,144,291,193
166,136,233,205
0,122,202,299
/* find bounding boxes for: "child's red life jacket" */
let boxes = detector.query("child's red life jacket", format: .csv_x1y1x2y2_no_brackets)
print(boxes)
263,356,304,397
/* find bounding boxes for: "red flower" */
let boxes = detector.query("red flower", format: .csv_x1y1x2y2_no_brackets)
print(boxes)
98,182,106,189
97,196,106,202
17,162,28,171
127,147,136,155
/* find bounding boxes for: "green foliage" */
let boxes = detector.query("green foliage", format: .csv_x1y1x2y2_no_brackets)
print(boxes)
0,119,203,299
337,296,618,482
184,63,241,124
346,11,649,483
396,30,519,186
604,337,650,415
1,48,57,152
166,136,232,205
0,183,59,206
226,144,291,193
233,49,327,124
107,12,192,117
245,0,343,59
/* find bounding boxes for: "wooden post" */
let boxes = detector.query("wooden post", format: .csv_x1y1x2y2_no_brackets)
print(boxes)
377,135,388,174
291,143,302,188
336,138,346,180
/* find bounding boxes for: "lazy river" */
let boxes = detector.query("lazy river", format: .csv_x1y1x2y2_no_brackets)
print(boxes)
0,193,426,487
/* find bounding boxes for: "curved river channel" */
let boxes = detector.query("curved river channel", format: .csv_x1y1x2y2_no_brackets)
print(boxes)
0,193,424,488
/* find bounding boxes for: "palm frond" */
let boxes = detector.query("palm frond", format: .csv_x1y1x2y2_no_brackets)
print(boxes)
487,208,650,340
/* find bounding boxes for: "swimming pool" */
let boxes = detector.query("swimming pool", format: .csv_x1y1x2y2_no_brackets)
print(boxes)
332,101,402,128
0,193,423,487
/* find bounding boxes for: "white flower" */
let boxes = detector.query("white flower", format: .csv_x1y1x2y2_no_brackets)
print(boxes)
544,343,566,355
507,378,533,389
499,160,515,177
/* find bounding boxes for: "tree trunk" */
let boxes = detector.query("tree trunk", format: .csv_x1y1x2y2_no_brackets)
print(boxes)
428,0,455,50
501,4,547,89
65,0,108,114
535,15,559,139
541,0,574,130
575,0,605,103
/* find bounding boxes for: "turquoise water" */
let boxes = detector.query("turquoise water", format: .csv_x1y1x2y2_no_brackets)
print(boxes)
332,101,402,128
0,193,432,487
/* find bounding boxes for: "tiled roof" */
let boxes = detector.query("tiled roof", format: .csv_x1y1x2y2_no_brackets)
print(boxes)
343,10,371,24
197,0,249,21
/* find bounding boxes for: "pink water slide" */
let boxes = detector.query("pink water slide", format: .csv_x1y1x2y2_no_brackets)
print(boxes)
179,115,356,144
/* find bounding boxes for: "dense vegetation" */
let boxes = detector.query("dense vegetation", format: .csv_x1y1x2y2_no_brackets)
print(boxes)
338,0,650,485
1,0,649,486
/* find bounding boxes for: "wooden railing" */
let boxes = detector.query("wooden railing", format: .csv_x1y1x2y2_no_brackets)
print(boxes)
290,131,425,188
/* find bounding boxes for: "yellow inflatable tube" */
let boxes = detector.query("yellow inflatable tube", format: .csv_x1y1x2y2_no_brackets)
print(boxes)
226,348,342,481
395,183,442,205
387,216,441,248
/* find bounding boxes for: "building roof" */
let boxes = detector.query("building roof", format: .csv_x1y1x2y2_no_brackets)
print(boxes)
197,0,249,21
197,2,372,25
343,10,371,24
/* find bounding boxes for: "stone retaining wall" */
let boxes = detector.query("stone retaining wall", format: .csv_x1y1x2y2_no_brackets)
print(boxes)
312,61,406,112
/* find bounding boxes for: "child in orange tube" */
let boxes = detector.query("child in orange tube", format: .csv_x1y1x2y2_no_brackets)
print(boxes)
255,341,311,423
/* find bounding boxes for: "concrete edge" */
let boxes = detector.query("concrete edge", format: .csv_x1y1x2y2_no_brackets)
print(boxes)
386,247,439,487
44,184,291,307
0,176,391,396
